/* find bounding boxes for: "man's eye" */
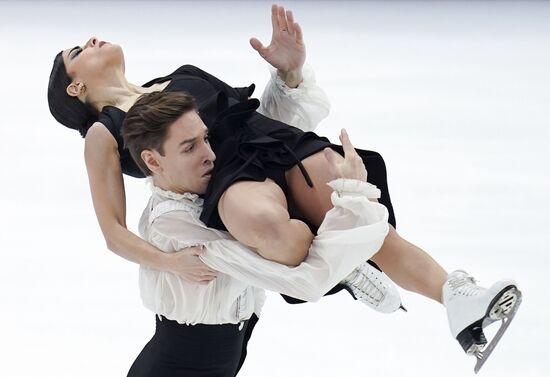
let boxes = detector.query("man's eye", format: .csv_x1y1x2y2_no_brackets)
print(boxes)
204,136,210,143
185,144,194,152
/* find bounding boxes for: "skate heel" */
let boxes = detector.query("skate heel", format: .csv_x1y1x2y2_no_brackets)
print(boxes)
456,321,487,355
473,287,522,373
489,286,518,320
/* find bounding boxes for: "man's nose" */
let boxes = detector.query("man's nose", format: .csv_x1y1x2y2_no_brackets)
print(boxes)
203,146,216,164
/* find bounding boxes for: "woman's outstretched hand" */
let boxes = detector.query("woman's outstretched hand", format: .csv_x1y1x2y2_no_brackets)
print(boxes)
324,129,368,182
250,4,305,88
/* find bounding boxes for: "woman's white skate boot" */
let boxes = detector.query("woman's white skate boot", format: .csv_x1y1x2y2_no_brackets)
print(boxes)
342,261,405,313
442,270,522,373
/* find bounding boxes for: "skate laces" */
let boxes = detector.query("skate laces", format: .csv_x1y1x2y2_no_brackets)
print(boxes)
447,272,484,297
344,265,386,305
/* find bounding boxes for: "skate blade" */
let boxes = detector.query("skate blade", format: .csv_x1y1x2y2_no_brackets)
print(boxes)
473,287,522,374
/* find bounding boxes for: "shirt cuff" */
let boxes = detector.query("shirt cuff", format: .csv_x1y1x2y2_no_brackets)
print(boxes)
327,178,381,199
270,64,316,96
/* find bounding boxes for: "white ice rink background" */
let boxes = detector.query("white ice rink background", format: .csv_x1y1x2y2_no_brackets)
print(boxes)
0,1,549,376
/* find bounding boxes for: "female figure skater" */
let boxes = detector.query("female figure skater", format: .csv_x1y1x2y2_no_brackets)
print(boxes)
48,4,520,372
48,5,399,310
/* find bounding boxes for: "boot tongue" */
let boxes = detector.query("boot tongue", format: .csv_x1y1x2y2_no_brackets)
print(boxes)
448,275,483,297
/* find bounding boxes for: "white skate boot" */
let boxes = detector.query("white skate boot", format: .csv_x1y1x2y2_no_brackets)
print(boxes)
342,261,405,314
443,270,522,373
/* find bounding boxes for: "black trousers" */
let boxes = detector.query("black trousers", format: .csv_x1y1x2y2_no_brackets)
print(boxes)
127,314,258,377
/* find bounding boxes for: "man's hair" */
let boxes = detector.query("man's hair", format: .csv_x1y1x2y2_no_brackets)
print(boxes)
122,91,198,176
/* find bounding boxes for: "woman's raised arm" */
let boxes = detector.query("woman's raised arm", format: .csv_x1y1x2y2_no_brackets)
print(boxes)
84,122,217,284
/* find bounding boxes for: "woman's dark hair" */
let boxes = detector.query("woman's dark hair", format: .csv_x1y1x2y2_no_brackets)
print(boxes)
47,51,99,137
122,91,197,176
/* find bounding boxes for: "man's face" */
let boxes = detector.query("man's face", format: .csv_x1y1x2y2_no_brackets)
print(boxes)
154,111,216,195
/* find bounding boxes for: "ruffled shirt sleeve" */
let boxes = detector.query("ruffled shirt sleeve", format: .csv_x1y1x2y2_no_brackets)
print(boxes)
198,178,388,302
144,178,388,314
256,65,331,132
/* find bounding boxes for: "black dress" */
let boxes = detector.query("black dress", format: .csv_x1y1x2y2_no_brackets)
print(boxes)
97,64,396,230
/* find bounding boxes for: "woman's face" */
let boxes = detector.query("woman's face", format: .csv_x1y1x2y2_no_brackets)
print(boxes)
62,36,124,87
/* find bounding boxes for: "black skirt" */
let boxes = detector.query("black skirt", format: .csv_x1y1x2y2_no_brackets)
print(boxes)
200,98,396,231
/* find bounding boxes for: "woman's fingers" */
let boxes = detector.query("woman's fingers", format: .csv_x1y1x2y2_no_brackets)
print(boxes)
189,245,205,256
188,245,218,274
199,270,218,278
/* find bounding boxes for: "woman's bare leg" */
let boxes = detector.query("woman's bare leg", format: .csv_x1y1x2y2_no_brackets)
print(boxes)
218,178,314,266
286,151,448,302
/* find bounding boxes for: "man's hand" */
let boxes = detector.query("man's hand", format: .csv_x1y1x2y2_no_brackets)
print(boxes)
324,129,368,182
166,245,218,284
250,4,306,88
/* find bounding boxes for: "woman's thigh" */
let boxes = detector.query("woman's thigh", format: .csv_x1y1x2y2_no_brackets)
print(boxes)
285,150,345,228
217,178,289,250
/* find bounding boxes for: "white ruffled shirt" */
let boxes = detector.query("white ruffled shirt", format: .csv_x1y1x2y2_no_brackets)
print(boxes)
139,179,389,325
136,66,389,325
256,65,330,132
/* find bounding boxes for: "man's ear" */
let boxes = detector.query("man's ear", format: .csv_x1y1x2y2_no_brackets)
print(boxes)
141,149,162,174
66,82,86,97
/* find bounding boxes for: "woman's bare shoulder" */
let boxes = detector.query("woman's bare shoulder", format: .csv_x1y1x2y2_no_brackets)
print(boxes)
85,121,118,150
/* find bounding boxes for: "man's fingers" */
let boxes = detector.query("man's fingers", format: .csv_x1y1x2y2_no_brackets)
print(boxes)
271,4,279,34
277,5,289,32
340,128,356,157
294,22,304,43
249,37,266,55
286,9,295,34
323,147,337,167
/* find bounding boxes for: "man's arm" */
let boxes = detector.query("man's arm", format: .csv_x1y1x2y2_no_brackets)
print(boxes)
257,65,330,132
251,4,330,131
177,6,329,133
150,178,387,302
201,179,388,302
150,130,388,302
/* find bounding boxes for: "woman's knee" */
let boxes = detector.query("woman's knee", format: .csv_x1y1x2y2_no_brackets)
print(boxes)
242,206,313,265
218,180,313,264
258,218,314,266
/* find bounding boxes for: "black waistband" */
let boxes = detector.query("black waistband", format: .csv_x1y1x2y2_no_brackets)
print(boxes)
156,315,249,338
